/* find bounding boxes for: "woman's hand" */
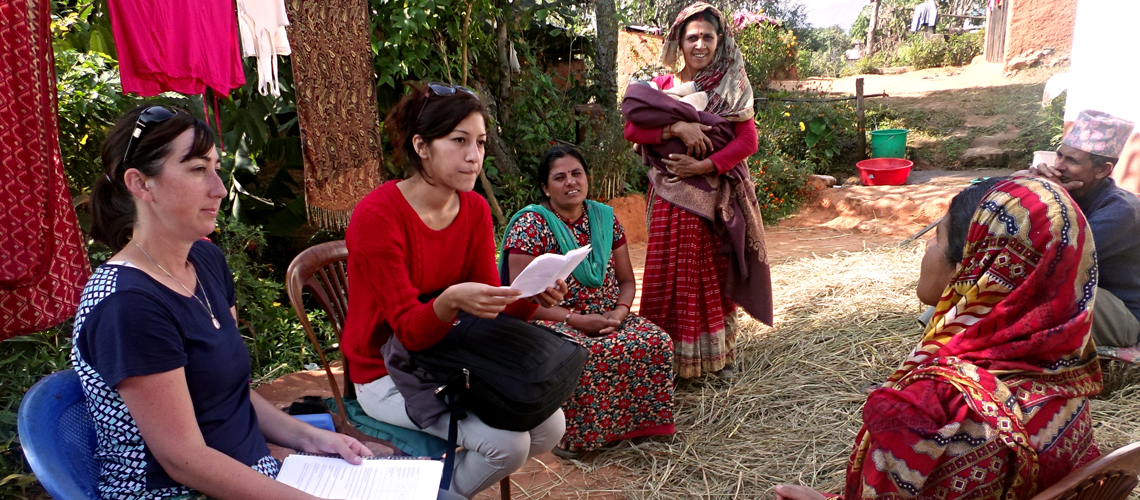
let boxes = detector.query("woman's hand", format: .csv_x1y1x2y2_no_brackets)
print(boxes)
774,485,828,500
438,283,523,320
663,153,715,179
666,122,714,159
526,279,568,308
602,305,629,327
570,313,621,336
299,427,374,465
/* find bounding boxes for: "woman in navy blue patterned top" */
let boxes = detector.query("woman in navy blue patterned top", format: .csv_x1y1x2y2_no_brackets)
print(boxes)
73,105,373,499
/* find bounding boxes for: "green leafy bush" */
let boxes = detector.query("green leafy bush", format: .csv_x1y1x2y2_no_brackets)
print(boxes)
754,91,859,176
735,21,798,88
55,49,136,194
748,153,813,224
894,31,983,69
0,327,72,499
213,218,335,380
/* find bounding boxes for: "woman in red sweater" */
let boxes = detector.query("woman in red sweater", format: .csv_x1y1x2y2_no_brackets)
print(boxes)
342,83,566,498
623,2,771,382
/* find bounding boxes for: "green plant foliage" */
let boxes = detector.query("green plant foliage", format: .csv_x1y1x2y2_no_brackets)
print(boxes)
755,91,859,175
0,327,72,500
1019,92,1066,158
52,3,137,195
368,0,496,91
212,218,335,380
734,21,797,89
893,31,983,69
748,153,813,224
55,49,136,194
794,25,850,78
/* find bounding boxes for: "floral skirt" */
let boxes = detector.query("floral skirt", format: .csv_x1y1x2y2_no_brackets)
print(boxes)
535,314,675,451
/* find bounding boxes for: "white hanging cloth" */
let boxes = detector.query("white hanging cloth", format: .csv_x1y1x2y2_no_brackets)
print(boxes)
237,0,291,96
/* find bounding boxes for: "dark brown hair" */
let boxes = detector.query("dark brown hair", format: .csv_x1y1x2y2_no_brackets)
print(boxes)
384,82,489,179
944,176,1006,264
90,104,216,251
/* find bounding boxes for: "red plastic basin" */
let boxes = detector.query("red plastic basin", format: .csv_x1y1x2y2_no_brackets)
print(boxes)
856,158,914,186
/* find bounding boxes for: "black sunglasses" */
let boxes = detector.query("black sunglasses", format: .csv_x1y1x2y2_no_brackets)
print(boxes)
122,106,177,165
417,82,477,120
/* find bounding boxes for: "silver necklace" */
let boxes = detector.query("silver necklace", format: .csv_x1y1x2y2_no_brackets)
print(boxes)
134,242,221,329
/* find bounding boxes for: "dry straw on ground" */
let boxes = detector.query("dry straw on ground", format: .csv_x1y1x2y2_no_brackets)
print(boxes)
531,245,1140,499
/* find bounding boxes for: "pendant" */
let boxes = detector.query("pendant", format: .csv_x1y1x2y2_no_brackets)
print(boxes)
212,317,221,329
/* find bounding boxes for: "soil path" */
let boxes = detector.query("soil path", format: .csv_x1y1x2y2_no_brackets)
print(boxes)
771,60,1045,97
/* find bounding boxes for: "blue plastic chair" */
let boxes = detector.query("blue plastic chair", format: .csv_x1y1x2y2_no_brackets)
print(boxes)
18,369,340,500
17,369,100,500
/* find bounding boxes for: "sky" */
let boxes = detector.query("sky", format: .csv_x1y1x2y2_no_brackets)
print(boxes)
798,0,868,32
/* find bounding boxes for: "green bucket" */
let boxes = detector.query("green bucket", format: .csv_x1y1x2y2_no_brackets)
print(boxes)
870,128,908,158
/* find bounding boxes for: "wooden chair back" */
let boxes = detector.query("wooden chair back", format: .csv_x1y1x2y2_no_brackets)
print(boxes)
1029,441,1140,500
285,240,353,425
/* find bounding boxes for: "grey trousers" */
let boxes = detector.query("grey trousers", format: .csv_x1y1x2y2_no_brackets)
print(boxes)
1092,287,1140,347
356,376,565,499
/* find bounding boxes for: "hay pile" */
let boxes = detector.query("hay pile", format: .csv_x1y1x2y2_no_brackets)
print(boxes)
571,245,1140,499
590,246,929,498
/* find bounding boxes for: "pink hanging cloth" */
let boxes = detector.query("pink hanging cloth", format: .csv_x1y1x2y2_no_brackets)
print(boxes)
107,0,246,97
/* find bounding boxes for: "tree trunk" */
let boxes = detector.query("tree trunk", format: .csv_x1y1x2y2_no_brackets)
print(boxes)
496,0,512,123
460,0,473,87
865,0,881,56
594,0,619,109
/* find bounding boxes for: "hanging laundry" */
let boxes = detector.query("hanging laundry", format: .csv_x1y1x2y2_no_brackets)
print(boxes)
238,0,291,96
285,0,383,229
107,0,245,97
0,0,91,340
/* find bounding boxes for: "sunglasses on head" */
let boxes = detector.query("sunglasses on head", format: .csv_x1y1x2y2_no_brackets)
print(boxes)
417,82,477,120
122,105,177,165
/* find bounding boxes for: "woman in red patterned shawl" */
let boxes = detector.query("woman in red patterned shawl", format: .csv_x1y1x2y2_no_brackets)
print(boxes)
623,2,772,382
776,177,1102,500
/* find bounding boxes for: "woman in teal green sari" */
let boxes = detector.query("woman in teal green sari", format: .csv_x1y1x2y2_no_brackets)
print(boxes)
499,146,675,458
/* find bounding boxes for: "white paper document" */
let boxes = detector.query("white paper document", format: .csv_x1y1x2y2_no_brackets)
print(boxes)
508,245,592,297
276,455,443,500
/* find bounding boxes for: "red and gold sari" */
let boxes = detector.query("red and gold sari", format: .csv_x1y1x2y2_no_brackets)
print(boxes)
845,178,1103,500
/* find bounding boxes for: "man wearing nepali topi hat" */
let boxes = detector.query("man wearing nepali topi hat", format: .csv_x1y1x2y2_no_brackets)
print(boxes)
1032,109,1140,348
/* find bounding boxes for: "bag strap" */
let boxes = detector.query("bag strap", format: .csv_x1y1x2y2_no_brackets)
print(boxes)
440,393,467,490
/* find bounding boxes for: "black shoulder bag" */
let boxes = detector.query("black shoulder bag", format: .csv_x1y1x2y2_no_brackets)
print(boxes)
408,311,587,489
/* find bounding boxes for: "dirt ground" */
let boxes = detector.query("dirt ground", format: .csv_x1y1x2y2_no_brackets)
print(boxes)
771,60,1052,98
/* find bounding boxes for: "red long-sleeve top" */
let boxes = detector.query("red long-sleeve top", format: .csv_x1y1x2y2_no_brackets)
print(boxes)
624,74,759,173
342,181,537,383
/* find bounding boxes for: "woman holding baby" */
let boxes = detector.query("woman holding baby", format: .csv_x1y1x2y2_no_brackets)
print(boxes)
622,2,772,382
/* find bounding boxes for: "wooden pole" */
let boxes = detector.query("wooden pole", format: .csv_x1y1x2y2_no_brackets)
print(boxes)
856,77,866,161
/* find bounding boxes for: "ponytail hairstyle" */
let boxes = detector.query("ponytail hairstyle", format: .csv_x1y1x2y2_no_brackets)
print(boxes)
384,82,489,180
90,104,216,251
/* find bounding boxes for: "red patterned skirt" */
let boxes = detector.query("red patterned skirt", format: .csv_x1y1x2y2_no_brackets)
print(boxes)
640,191,735,378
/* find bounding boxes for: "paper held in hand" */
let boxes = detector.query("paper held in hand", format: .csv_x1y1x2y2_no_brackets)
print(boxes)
275,454,443,500
507,245,592,297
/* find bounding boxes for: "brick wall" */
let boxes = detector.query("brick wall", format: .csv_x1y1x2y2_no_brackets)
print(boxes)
617,30,665,98
1005,0,1077,64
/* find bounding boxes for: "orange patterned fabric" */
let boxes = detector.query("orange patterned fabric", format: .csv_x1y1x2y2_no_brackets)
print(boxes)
0,0,90,339
845,178,1103,500
284,0,383,229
